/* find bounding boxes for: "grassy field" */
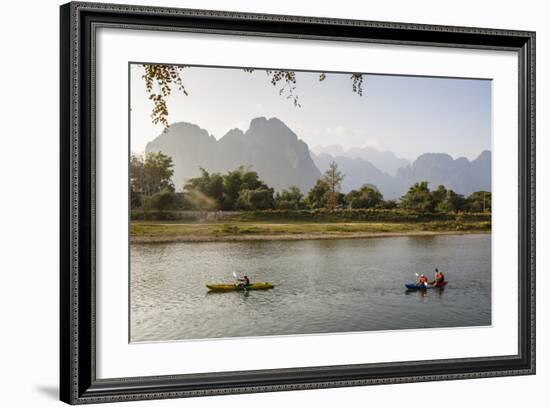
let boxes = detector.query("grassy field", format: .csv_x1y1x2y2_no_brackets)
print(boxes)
131,219,491,243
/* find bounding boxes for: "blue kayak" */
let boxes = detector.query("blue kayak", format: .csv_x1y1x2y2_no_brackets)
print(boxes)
406,282,448,290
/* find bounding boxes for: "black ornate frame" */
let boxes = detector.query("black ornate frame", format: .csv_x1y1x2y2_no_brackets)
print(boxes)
60,2,536,404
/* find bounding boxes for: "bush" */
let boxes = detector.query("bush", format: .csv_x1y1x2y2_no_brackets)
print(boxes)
140,189,182,211
235,188,275,210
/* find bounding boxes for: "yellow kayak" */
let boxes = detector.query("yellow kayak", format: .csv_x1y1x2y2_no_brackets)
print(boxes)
206,282,274,292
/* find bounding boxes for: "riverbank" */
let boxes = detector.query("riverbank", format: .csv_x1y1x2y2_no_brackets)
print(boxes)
130,221,490,243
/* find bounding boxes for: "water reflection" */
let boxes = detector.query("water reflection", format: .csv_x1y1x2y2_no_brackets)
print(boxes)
405,287,446,301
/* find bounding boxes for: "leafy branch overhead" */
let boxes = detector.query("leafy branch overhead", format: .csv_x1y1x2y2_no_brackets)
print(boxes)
141,64,365,128
142,64,188,127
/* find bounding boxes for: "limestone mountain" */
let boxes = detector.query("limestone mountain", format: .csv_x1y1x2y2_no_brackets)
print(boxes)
396,151,491,197
145,117,322,193
312,150,491,200
144,117,491,200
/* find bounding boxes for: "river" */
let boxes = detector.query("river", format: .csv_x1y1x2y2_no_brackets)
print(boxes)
130,234,491,342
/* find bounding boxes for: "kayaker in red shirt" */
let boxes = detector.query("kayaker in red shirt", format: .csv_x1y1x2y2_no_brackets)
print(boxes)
416,274,429,287
432,268,445,286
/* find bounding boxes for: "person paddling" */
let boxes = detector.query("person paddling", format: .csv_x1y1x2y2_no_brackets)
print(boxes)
416,274,429,287
431,268,445,287
236,275,250,289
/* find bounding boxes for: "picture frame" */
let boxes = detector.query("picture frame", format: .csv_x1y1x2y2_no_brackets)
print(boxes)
60,1,536,404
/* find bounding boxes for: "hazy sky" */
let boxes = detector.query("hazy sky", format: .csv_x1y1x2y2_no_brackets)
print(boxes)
130,64,491,160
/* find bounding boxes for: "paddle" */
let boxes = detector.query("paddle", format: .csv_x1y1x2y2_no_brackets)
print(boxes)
233,271,242,287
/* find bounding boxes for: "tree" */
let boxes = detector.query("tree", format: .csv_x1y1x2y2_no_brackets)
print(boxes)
431,185,448,209
130,191,142,209
467,191,491,212
182,166,271,210
235,188,275,210
322,162,345,209
334,192,347,208
428,184,467,213
220,167,267,210
400,181,433,212
129,155,145,209
220,168,243,210
130,152,174,197
380,200,398,209
306,179,331,209
141,64,365,128
346,185,384,209
435,190,466,213
183,167,223,204
146,189,180,211
184,168,224,209
445,190,467,213
275,186,305,210
240,169,265,191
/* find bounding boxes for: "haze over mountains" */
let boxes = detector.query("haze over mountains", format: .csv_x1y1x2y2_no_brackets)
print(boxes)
311,145,409,176
312,153,400,198
145,117,491,200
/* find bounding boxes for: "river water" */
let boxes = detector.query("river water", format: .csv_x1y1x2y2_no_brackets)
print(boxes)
130,234,491,342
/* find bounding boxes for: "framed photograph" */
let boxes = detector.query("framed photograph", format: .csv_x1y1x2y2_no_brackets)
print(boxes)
60,1,535,404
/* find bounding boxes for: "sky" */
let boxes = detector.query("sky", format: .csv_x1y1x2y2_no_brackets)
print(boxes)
130,64,492,160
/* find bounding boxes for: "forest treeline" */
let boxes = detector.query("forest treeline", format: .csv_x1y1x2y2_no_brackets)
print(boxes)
130,152,491,213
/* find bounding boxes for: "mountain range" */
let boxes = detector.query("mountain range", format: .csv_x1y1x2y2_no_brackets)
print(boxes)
311,145,409,176
145,117,491,200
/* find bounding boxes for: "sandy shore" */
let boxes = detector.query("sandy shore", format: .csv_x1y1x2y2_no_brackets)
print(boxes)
130,230,489,244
